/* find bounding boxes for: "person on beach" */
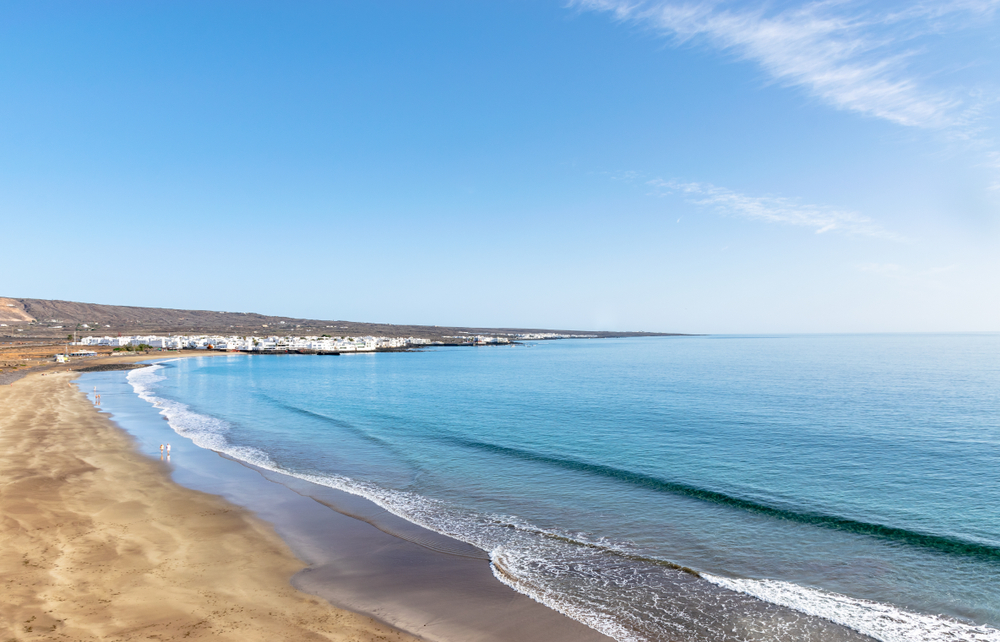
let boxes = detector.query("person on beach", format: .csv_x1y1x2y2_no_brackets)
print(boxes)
166,444,171,454
159,444,164,454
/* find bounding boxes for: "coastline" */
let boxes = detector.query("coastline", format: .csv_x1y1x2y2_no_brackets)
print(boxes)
0,369,418,641
89,354,887,642
20,347,986,642
78,359,614,642
0,349,227,386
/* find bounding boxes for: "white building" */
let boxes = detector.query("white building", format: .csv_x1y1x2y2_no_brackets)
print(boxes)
77,333,430,353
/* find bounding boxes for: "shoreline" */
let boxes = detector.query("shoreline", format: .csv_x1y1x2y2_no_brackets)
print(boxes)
17,349,971,642
95,355,888,642
1,350,612,641
0,349,227,386
0,344,515,386
0,369,419,641
80,359,614,642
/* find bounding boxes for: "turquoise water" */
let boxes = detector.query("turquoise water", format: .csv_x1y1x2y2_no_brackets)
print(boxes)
125,335,1000,641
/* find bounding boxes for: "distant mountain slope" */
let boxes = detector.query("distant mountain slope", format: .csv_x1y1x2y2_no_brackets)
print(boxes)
1,297,675,341
0,298,35,323
15,298,302,329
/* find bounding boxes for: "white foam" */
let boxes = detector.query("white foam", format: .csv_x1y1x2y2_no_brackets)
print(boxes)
491,546,643,642
125,365,1000,642
127,365,276,468
703,573,1000,642
125,365,651,640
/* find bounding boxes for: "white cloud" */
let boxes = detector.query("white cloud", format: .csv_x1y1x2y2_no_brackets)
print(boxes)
650,178,901,239
573,0,998,129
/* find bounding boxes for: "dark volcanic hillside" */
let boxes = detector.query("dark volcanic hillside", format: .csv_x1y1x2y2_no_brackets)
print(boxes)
0,297,675,341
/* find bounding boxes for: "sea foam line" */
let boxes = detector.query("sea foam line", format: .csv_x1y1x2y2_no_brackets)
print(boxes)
702,574,1000,642
126,365,641,640
126,364,1000,642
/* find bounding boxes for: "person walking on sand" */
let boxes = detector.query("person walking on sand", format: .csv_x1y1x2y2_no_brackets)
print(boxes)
166,444,171,454
159,444,164,455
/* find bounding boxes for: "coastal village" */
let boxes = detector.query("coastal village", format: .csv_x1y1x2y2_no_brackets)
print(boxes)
78,333,437,353
3,331,603,371
0,297,642,375
71,331,593,354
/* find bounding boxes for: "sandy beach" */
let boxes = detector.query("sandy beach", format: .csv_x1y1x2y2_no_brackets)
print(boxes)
0,370,418,641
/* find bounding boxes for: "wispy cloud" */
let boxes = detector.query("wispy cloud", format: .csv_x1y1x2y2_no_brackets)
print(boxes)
650,178,901,239
572,0,998,130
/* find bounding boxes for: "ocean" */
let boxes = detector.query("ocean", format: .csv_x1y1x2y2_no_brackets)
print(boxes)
82,335,1000,642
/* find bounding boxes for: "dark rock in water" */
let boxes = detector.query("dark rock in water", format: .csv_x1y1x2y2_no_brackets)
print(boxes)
73,363,153,373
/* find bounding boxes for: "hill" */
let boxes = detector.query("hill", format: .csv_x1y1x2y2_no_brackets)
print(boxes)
0,297,675,341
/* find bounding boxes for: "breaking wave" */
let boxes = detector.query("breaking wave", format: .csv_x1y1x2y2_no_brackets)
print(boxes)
439,436,1000,560
127,364,1000,642
703,574,1000,642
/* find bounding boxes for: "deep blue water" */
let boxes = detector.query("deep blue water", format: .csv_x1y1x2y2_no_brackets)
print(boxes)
120,335,1000,641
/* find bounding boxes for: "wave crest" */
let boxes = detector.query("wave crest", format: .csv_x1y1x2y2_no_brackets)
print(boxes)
704,574,1000,642
441,436,1000,560
125,365,1000,642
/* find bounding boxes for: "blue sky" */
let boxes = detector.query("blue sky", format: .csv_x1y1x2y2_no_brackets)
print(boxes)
2,0,998,332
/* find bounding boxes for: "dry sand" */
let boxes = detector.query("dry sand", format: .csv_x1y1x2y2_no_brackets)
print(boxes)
0,371,419,642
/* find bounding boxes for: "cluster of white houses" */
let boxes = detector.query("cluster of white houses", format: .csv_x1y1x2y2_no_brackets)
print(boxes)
78,334,434,352
74,331,604,353
517,333,594,340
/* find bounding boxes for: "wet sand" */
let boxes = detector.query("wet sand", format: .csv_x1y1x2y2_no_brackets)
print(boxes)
92,354,879,642
4,356,874,642
0,371,417,641
81,363,614,642
1,361,614,642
